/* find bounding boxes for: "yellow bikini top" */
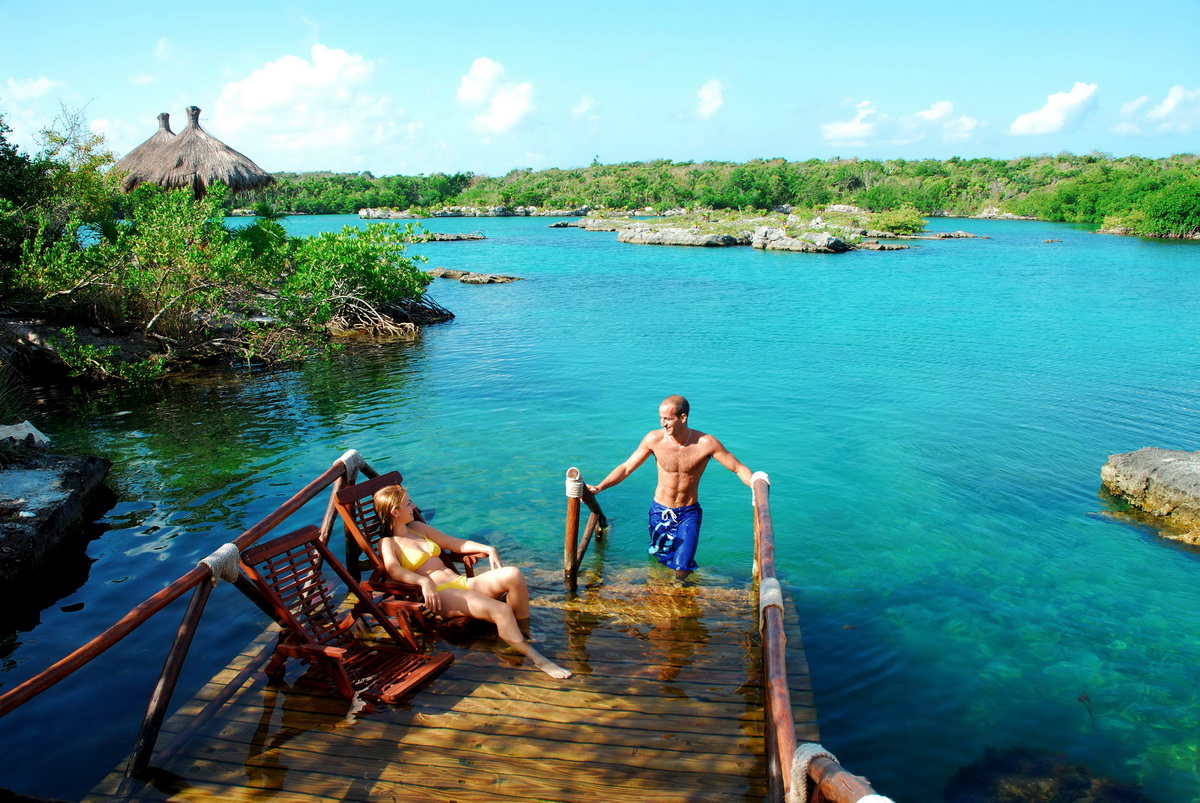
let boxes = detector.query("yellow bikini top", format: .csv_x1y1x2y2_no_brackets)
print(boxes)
397,535,441,572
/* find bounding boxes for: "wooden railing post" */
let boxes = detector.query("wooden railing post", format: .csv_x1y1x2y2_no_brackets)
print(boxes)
564,468,583,591
120,579,214,792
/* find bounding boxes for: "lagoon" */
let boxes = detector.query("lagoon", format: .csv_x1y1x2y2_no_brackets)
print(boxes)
2,214,1199,801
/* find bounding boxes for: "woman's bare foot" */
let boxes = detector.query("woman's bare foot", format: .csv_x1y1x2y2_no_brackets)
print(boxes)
509,639,573,679
531,655,573,679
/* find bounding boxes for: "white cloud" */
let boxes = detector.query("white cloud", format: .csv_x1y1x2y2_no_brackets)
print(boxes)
1113,95,1148,136
1146,85,1200,132
4,76,62,102
696,79,724,120
820,101,882,146
1008,82,1098,135
457,57,504,105
213,44,408,169
473,82,533,134
573,95,596,118
155,37,172,61
1121,96,1149,117
908,100,978,143
456,58,534,135
822,99,981,147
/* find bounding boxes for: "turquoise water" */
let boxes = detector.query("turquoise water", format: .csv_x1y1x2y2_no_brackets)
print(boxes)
3,215,1199,800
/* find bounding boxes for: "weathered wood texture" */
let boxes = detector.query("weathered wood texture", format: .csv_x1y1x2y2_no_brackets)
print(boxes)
89,579,816,802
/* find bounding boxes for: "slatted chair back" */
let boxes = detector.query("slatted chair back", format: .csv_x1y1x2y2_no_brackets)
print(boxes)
239,525,453,704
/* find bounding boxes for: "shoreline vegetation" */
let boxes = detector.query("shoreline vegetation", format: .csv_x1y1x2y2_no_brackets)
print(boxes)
2,110,1198,391
248,153,1200,241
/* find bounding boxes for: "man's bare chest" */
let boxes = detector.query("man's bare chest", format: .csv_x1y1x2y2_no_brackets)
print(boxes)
654,443,710,475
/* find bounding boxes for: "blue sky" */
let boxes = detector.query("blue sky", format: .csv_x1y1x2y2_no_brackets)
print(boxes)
2,0,1198,176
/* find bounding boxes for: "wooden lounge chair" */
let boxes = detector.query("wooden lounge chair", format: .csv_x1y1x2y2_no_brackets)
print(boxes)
239,525,453,704
333,471,487,634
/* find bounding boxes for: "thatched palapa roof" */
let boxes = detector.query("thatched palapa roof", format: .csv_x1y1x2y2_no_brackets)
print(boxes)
112,112,176,192
114,106,273,197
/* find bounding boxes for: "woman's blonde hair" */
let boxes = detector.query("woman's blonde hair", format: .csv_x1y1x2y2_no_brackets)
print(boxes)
373,484,410,528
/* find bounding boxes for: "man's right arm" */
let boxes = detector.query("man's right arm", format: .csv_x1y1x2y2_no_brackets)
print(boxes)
589,434,654,494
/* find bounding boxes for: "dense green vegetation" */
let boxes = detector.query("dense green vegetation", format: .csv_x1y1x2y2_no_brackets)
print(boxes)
1,113,432,383
244,153,1200,239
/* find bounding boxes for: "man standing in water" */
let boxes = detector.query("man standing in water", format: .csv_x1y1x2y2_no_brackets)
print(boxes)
588,395,752,580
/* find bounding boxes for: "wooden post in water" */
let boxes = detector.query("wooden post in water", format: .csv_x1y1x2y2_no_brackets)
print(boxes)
564,468,582,591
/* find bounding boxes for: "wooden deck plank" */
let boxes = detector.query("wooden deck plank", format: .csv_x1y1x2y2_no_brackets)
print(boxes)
90,582,813,802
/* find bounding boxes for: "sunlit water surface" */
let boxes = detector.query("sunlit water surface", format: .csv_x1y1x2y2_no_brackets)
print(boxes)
2,215,1199,801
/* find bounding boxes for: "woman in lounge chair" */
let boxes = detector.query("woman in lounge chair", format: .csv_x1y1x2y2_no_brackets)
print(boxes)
372,484,572,679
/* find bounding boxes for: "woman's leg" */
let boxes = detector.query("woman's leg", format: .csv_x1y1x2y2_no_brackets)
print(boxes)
467,566,530,619
437,587,571,680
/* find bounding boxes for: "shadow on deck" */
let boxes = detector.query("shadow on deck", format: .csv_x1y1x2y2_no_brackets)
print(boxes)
89,569,815,802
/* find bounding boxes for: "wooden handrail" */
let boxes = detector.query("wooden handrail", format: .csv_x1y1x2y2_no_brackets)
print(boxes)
752,473,886,803
0,452,361,719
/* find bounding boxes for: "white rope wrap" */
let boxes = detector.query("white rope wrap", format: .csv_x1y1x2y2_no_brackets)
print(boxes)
200,543,241,585
788,743,839,803
338,449,365,476
565,476,584,498
856,796,896,803
751,470,770,505
759,577,783,619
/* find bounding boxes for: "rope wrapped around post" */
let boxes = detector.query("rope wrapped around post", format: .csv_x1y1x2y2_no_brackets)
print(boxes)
338,448,366,477
789,743,839,803
788,742,893,803
199,543,241,586
758,576,783,623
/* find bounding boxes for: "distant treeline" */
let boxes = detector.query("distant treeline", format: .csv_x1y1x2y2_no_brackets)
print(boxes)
242,154,1200,238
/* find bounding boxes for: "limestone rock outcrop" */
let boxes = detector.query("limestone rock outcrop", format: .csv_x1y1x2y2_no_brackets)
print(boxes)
1101,447,1200,541
0,448,112,588
428,267,522,283
750,226,850,253
617,227,746,247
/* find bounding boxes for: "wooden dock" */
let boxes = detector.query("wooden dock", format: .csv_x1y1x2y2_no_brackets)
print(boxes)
89,572,816,802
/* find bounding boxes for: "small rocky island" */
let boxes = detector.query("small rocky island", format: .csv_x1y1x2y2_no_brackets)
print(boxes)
551,206,979,254
1101,447,1200,544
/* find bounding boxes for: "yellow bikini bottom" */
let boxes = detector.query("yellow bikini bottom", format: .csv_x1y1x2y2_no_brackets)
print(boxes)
434,574,469,592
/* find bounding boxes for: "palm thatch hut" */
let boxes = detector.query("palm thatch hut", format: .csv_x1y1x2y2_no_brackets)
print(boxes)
114,106,273,198
112,112,176,192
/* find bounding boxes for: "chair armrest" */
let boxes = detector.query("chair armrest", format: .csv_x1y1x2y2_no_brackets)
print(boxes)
288,643,348,659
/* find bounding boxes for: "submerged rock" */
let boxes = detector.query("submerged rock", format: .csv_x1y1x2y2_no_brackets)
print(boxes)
945,746,1155,803
1101,447,1200,542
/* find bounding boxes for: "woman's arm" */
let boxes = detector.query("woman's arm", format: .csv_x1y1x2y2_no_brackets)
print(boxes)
413,521,502,568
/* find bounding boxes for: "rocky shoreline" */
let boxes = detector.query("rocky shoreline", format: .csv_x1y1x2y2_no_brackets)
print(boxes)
1101,447,1200,544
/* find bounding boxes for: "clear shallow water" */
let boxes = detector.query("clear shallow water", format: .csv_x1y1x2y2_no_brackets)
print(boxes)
3,215,1200,801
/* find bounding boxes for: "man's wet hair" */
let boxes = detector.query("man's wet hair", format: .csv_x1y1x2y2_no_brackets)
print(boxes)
662,394,689,416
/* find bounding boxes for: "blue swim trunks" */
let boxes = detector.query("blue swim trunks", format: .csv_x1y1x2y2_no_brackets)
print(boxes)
648,501,703,572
